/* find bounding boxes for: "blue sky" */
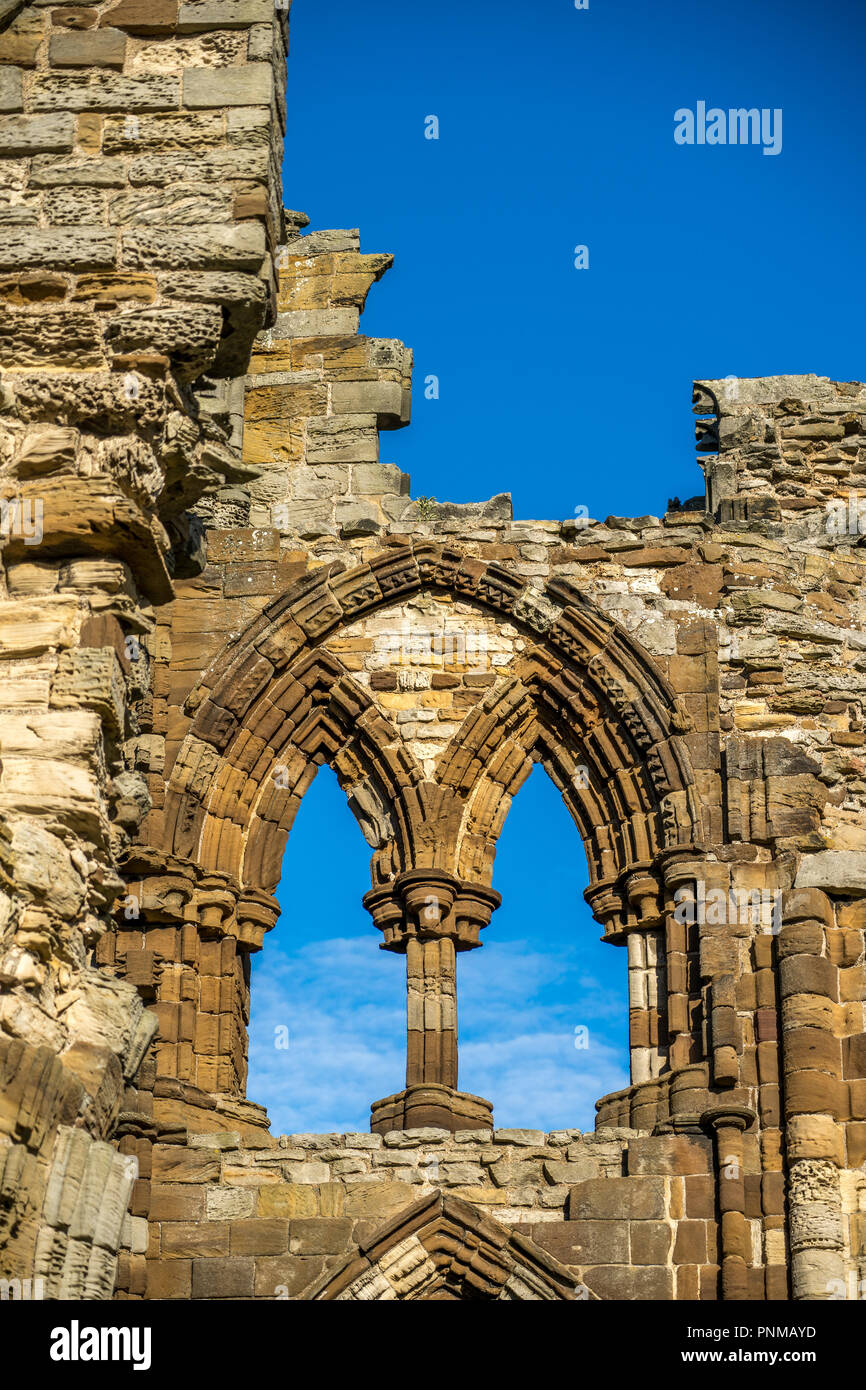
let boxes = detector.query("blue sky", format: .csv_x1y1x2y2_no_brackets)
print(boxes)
247,0,866,1134
248,767,629,1134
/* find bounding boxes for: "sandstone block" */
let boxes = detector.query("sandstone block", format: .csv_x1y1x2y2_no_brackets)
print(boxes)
257,1184,317,1219
0,68,23,112
783,1028,841,1076
129,148,269,185
779,954,838,1001
191,1256,254,1299
0,113,75,155
149,1183,205,1221
672,1220,708,1265
569,1177,666,1221
29,153,127,186
49,27,127,65
123,223,266,272
781,887,834,927
0,227,115,271
151,1146,219,1184
103,0,179,32
288,1218,353,1256
786,1115,845,1165
160,1221,229,1257
583,1264,673,1300
684,1176,715,1219
183,63,272,108
557,1218,628,1264
110,185,232,226
785,1071,846,1119
340,1182,419,1223
30,73,180,111
492,1128,546,1146
230,1218,289,1256
846,1121,866,1167
205,1187,255,1220
254,1255,325,1299
795,851,866,895
178,0,275,29
778,921,826,958
626,1134,713,1176
146,1259,191,1299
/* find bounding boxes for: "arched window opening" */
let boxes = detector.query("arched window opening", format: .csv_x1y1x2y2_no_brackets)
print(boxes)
458,765,630,1131
246,766,404,1134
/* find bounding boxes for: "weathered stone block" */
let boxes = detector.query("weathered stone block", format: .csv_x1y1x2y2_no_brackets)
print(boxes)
784,1073,847,1121
555,1218,628,1265
160,1221,229,1257
129,148,269,185
182,64,272,108
0,227,115,271
151,1146,219,1184
191,1256,254,1298
568,1178,666,1221
779,954,838,1001
626,1135,713,1177
340,1182,418,1223
229,1218,289,1255
492,1128,546,1146
49,27,127,65
30,73,180,111
583,1264,673,1300
0,113,75,155
29,154,127,186
672,1220,709,1265
122,223,266,272
254,1255,324,1299
288,1218,354,1256
0,68,23,113
102,0,179,32
795,852,866,895
146,1259,191,1299
177,0,274,29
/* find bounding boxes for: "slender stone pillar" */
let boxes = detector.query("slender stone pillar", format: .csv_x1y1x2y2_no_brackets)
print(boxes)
406,936,458,1090
364,869,500,1133
703,1104,756,1300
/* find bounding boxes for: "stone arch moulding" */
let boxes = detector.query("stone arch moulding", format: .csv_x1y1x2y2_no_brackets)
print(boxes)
159,541,704,907
307,1192,583,1300
125,540,721,1133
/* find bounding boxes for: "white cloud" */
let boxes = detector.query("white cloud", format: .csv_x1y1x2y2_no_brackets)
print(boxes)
247,934,629,1136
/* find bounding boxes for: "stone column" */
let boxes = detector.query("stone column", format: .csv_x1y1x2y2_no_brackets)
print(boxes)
778,888,846,1301
365,869,500,1133
703,1104,756,1300
406,936,458,1090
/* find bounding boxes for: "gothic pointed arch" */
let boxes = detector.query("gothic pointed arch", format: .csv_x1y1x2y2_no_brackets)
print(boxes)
140,542,711,1129
308,1192,583,1301
157,542,703,943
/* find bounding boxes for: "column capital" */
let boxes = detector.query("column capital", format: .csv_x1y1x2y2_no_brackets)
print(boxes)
701,1103,757,1134
363,870,500,953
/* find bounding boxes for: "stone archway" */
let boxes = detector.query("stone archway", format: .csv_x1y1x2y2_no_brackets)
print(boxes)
309,1192,582,1301
134,542,708,1131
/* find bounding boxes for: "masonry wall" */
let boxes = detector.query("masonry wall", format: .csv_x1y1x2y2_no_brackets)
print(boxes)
109,239,866,1299
0,0,287,1296
1,0,866,1304
141,1126,718,1302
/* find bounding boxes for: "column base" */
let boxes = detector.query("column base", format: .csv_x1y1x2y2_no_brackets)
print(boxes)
370,1084,493,1135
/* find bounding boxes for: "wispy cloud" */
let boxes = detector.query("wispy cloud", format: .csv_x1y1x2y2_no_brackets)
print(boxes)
247,936,405,1133
247,934,629,1135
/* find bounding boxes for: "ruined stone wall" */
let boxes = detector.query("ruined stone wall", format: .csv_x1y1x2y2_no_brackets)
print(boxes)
0,0,287,1296
1,0,865,1305
141,1125,717,1301
110,233,866,1298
